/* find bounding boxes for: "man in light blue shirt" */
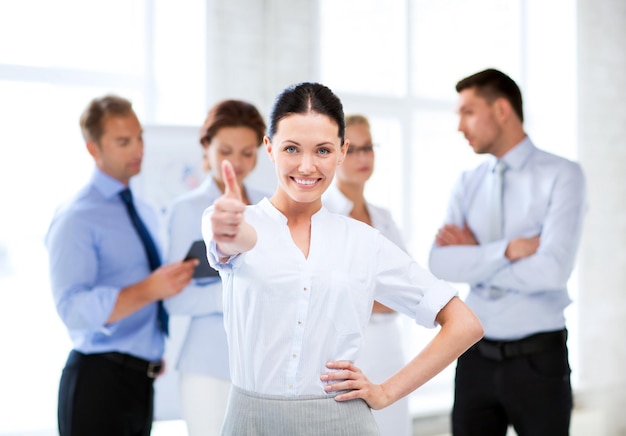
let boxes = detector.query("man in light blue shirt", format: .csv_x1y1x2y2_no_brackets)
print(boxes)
429,69,586,436
46,95,197,436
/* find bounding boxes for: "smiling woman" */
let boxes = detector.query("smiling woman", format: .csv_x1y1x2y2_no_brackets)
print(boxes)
201,82,483,435
265,111,344,210
0,0,581,434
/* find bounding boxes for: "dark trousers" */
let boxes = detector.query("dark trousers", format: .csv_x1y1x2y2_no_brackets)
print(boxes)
452,329,572,436
58,350,155,436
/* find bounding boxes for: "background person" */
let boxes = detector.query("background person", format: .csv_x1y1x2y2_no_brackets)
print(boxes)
203,82,483,435
46,95,197,436
323,113,411,436
429,68,587,436
164,99,269,436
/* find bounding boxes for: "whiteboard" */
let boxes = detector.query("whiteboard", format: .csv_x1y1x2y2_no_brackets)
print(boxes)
135,124,276,215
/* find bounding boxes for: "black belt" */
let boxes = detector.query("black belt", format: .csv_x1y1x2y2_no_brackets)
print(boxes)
475,329,567,361
98,352,163,378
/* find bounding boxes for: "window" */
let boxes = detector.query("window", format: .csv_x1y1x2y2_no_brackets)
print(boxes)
411,0,522,100
319,0,578,416
319,0,407,97
0,1,206,433
0,1,145,74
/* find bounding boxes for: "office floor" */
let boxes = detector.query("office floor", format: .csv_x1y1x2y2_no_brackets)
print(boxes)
415,407,605,436
151,420,188,435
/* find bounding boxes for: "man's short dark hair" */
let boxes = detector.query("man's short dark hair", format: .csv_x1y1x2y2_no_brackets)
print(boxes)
456,68,524,123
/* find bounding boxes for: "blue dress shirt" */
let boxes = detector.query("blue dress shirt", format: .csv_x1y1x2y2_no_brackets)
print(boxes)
46,168,164,361
429,137,587,340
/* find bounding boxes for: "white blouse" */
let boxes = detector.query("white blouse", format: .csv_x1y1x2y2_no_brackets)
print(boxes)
201,198,457,396
323,184,407,252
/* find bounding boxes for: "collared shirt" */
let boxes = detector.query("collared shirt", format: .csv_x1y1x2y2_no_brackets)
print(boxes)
429,137,587,340
322,184,407,252
164,177,267,377
201,198,457,396
46,168,164,361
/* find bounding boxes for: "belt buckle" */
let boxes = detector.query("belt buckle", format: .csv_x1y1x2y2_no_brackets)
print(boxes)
147,361,161,378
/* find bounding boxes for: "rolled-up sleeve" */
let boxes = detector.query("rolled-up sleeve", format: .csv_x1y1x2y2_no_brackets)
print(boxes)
375,235,458,328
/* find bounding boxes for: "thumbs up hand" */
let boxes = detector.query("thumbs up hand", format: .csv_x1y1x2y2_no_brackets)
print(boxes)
210,160,257,256
222,158,243,202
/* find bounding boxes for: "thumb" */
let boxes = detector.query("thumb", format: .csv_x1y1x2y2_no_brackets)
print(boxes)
222,159,242,201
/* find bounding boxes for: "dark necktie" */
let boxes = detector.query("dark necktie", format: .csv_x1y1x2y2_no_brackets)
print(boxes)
119,188,169,335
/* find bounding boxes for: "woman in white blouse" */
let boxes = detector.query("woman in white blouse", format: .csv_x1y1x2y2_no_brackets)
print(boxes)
164,100,268,436
202,82,483,435
323,114,411,436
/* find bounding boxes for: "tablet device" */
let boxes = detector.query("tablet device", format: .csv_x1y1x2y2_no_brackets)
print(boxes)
184,240,220,279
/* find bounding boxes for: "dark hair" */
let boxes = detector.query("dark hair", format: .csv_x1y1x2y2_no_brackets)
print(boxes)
79,94,135,144
200,99,266,147
267,82,345,143
456,68,524,123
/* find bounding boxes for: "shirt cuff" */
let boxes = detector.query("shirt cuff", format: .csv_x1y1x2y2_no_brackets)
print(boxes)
414,279,459,329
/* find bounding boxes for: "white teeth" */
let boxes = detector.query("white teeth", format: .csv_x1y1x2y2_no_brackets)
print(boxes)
294,178,316,185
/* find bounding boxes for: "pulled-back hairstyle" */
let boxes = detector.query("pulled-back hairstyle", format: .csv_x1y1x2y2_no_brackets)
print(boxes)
200,99,266,147
345,114,370,129
79,94,135,144
267,82,345,143
456,68,524,123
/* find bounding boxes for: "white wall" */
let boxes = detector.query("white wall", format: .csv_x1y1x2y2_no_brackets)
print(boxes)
576,0,626,434
204,0,319,113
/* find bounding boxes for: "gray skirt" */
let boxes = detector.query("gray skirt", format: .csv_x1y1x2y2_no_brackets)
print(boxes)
221,385,380,436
